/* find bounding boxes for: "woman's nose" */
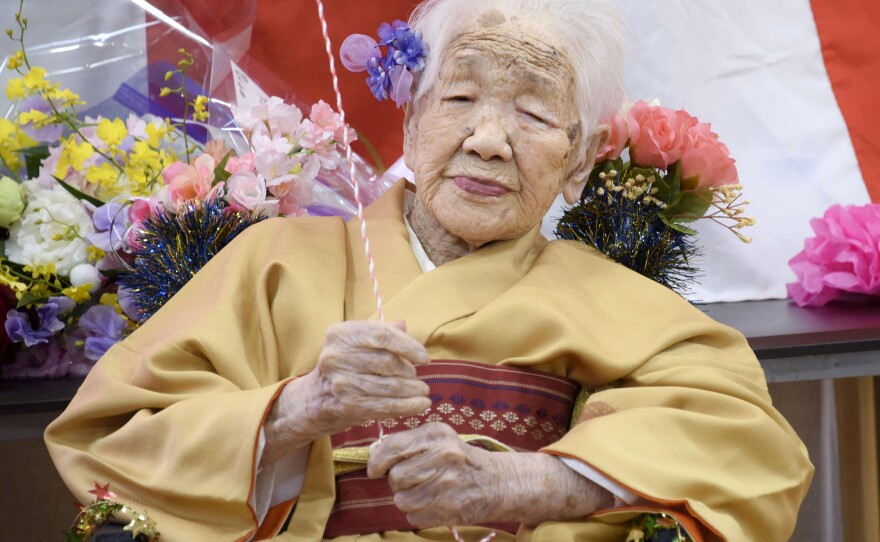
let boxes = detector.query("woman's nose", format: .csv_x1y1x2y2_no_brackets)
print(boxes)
462,113,513,162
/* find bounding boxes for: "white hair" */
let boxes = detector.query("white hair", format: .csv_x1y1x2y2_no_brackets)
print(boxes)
408,0,626,133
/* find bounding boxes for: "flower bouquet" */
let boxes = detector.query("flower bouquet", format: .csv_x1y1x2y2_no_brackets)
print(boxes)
0,3,388,378
556,99,754,295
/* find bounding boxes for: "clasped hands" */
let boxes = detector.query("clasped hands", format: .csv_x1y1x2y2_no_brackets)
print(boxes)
263,320,611,527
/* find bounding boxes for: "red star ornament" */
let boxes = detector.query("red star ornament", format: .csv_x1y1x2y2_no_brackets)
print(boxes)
87,482,117,501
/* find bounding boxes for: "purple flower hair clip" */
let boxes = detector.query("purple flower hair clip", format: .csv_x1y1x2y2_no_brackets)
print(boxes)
340,19,426,107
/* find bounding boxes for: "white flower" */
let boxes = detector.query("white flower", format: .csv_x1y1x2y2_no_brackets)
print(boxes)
5,180,95,275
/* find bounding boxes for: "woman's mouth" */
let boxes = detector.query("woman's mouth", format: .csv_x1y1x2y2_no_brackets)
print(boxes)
452,176,510,197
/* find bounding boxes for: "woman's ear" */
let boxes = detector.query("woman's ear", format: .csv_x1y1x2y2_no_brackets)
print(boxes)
562,123,611,204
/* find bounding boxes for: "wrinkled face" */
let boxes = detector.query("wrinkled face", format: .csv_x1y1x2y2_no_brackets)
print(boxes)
405,15,597,247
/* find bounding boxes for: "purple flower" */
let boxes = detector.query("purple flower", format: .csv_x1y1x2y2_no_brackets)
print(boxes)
87,200,131,252
377,20,410,45
388,66,414,108
78,304,126,361
391,30,426,72
5,296,76,347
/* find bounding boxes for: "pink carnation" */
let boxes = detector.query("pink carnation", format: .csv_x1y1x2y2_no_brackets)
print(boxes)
596,111,628,162
680,121,738,188
787,204,880,307
627,101,689,170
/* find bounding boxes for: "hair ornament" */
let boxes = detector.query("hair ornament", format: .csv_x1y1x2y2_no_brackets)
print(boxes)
340,20,426,107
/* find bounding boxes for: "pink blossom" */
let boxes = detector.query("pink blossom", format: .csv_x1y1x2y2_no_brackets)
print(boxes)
225,171,280,217
787,204,880,307
203,139,231,163
596,111,628,162
679,121,738,188
160,154,216,204
128,198,151,225
309,100,344,135
267,98,304,137
274,178,315,217
254,149,298,186
626,101,688,170
225,152,255,174
250,128,294,155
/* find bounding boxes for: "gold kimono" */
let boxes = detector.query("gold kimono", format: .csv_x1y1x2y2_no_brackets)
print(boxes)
45,181,813,541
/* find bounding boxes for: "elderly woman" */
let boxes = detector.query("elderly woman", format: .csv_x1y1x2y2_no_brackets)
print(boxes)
46,0,812,540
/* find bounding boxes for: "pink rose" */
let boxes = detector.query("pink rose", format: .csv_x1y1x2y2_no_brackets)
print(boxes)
160,154,216,204
627,101,688,170
787,204,880,307
226,171,280,217
679,121,738,188
596,111,628,162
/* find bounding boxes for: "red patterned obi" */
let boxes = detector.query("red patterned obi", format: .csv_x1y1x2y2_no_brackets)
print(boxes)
323,360,581,538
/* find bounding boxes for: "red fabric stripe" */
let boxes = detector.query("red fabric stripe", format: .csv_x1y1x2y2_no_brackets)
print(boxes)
810,0,880,203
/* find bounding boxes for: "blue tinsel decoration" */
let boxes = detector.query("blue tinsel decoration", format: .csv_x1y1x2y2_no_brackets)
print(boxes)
555,187,700,296
117,198,267,322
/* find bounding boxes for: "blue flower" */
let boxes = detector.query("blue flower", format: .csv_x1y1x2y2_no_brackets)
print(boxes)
391,30,426,72
365,56,390,101
78,304,126,361
377,20,410,45
515,404,532,414
450,394,466,405
492,401,510,410
5,296,76,347
470,398,486,409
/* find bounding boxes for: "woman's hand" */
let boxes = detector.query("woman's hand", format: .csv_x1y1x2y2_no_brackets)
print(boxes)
262,320,431,465
367,422,614,527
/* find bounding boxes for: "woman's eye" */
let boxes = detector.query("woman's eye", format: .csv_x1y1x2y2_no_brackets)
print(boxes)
445,95,472,102
523,111,548,124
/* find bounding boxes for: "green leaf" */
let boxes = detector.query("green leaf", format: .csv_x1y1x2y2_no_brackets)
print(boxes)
659,214,698,235
63,530,85,542
0,239,5,258
53,176,105,207
663,190,713,223
19,144,50,179
17,292,48,308
212,151,233,187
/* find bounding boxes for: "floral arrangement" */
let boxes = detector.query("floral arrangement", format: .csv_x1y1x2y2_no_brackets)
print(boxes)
787,203,880,307
556,99,754,295
340,19,426,106
0,4,358,377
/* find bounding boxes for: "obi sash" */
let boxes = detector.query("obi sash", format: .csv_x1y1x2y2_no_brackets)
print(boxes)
323,360,582,538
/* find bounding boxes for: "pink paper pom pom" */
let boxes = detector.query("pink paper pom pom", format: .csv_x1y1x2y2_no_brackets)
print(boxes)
787,204,880,306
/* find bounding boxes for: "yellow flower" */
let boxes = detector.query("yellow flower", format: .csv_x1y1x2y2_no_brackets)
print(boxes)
0,263,28,293
19,108,52,128
192,95,210,122
5,77,27,100
100,293,125,315
62,283,92,303
6,51,24,70
0,176,25,228
22,66,51,91
86,162,119,188
55,135,95,174
86,245,106,263
97,117,128,147
144,120,170,148
46,87,85,109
